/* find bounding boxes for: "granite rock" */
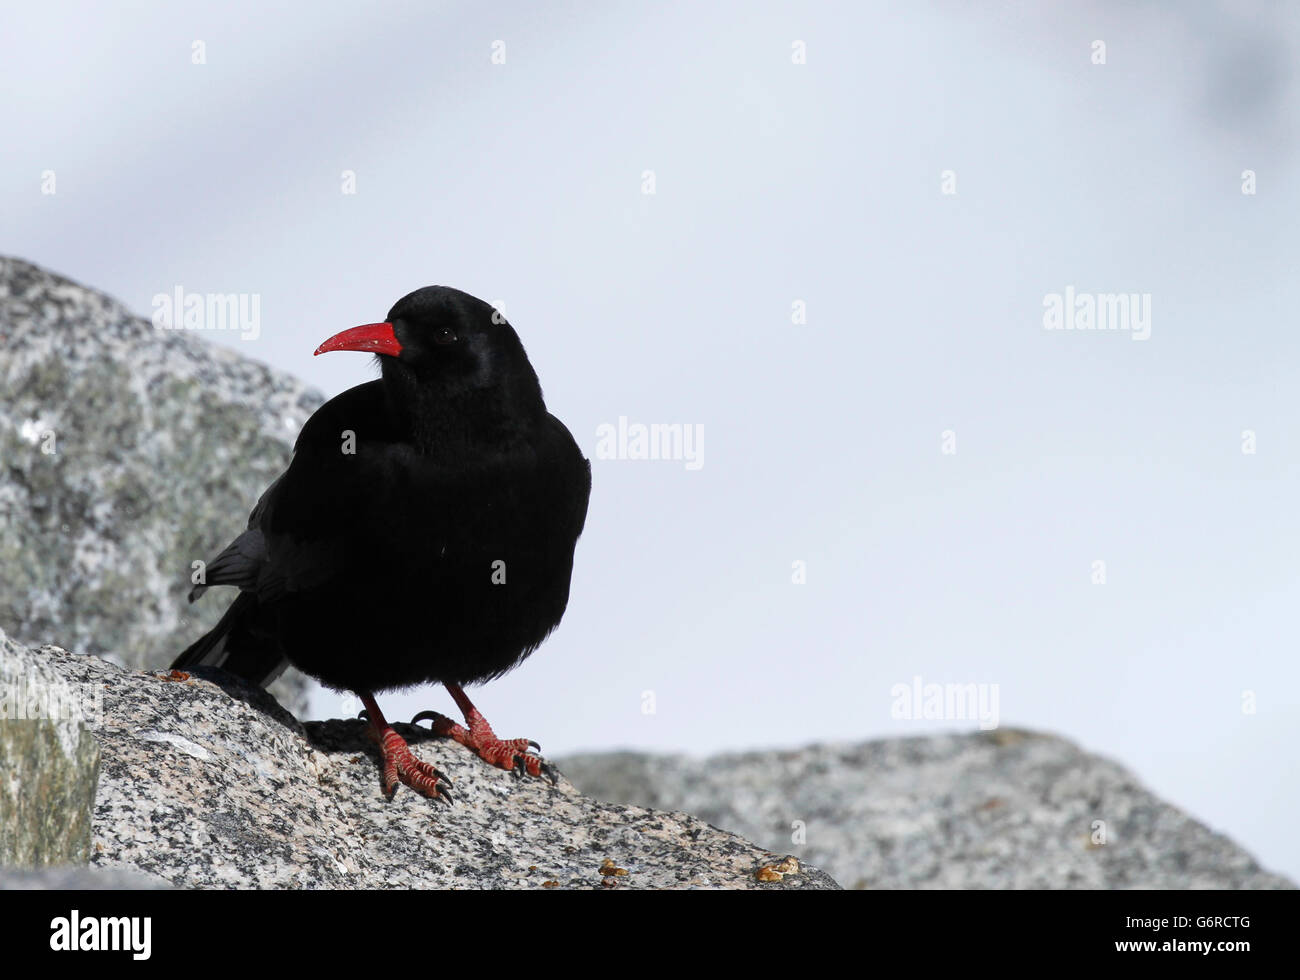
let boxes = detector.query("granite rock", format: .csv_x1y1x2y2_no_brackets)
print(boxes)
557,732,1294,889
0,256,317,714
0,630,838,890
0,866,171,889
0,631,100,866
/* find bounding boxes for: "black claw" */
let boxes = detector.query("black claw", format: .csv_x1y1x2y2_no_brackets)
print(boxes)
357,708,370,722
541,762,559,786
511,759,525,779
528,739,542,753
410,710,440,727
434,788,454,807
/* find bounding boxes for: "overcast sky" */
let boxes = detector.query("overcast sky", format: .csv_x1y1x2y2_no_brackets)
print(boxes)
4,1,1299,881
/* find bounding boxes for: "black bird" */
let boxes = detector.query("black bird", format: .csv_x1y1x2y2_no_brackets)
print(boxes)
174,286,591,801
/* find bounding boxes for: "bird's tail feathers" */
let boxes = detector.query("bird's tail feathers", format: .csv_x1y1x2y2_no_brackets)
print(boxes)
173,591,289,689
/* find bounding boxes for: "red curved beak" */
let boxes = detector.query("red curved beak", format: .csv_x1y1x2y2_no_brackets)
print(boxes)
314,322,403,357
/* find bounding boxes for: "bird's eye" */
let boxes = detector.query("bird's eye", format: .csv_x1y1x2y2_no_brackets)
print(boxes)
434,326,458,345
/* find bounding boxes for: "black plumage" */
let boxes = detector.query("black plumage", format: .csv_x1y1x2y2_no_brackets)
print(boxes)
174,286,590,799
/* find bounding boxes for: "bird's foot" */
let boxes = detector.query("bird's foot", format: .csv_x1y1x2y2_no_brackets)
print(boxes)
357,693,452,803
412,708,557,784
366,723,454,803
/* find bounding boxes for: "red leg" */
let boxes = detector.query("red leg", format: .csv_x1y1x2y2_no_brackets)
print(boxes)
411,684,555,783
359,692,452,803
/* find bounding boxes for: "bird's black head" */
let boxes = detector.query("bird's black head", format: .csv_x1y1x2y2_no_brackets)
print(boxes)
315,285,545,447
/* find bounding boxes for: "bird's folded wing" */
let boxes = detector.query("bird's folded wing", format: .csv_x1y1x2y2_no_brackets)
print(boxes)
189,381,446,604
188,529,267,601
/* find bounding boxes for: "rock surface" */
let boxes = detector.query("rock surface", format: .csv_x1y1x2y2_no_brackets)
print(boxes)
557,734,1294,889
0,632,100,866
0,866,171,889
0,257,317,714
0,630,837,890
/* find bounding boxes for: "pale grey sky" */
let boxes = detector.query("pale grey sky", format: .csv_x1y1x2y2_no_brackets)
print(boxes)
4,1,1298,881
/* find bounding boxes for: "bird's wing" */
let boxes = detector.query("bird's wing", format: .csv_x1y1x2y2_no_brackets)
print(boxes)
187,472,281,600
188,528,267,601
189,382,396,603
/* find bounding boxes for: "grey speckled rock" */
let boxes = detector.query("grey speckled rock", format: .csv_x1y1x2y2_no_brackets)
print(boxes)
0,256,317,714
0,632,100,866
0,866,171,889
3,632,838,890
557,732,1294,889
